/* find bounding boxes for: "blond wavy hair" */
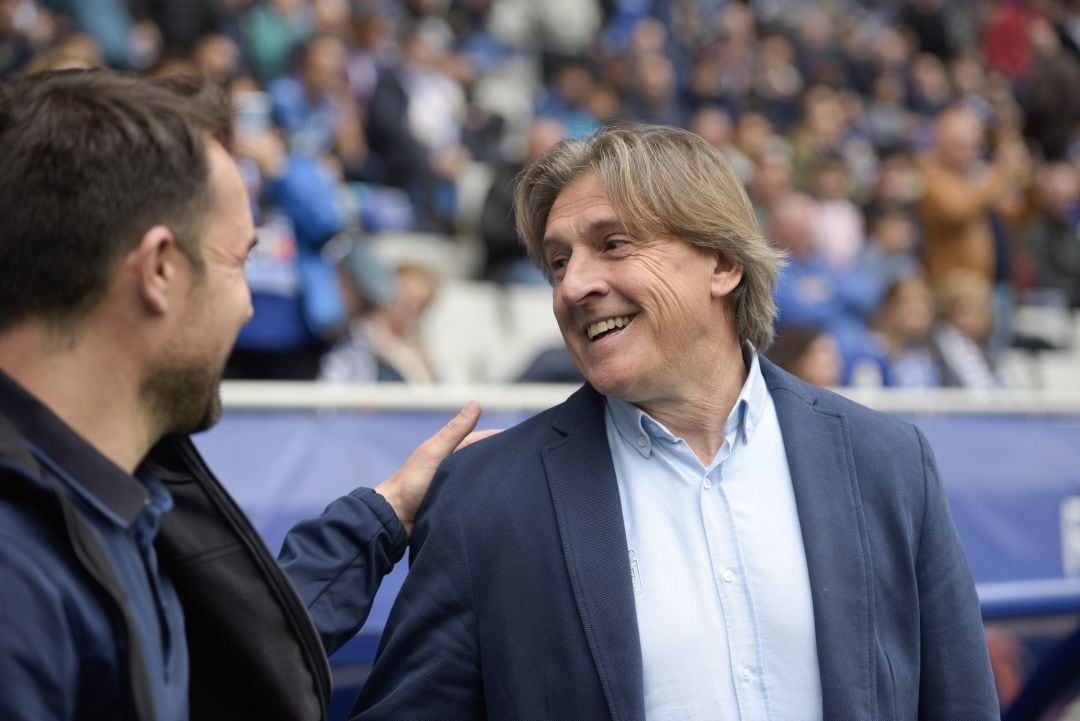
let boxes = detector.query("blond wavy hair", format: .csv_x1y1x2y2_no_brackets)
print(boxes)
514,124,785,350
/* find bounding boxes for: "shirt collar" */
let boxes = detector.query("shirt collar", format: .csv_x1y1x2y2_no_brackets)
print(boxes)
605,343,768,459
0,369,151,528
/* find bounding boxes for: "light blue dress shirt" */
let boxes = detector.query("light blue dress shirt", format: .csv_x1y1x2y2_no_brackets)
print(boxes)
604,351,823,721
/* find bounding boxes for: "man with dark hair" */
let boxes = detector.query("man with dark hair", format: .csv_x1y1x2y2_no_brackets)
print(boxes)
0,69,487,721
354,125,997,720
0,71,228,333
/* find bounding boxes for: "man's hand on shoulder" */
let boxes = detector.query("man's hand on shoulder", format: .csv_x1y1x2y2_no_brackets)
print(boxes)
374,402,500,538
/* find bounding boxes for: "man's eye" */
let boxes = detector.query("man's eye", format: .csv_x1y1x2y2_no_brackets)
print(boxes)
604,238,628,251
548,257,567,271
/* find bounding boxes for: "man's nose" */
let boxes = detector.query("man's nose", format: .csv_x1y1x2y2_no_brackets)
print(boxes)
558,252,607,306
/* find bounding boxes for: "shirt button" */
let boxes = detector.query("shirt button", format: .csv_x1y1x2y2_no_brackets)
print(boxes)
637,436,647,447
703,477,713,490
722,568,735,583
740,666,752,681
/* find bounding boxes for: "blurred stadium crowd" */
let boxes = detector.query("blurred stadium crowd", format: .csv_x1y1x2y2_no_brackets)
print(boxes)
2,0,1079,389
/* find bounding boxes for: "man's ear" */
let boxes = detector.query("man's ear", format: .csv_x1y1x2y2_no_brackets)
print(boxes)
711,253,743,300
128,225,180,315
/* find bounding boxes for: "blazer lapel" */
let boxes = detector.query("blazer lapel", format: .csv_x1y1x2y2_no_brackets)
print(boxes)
761,359,875,720
543,385,645,721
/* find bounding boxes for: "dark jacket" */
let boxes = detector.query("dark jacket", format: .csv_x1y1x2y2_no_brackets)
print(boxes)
0,408,399,721
355,357,998,720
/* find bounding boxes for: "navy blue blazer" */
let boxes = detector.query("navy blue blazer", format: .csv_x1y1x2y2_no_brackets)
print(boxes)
353,359,998,720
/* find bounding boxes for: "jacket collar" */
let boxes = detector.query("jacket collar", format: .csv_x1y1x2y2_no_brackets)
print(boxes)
0,369,149,527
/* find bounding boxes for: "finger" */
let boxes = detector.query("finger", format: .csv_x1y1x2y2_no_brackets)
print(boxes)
455,428,502,451
411,402,482,466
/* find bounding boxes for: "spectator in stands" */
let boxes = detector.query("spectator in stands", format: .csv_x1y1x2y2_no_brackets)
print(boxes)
933,269,1005,389
689,105,736,156
732,111,775,170
789,7,848,89
790,85,855,185
243,0,313,84
319,237,418,382
747,138,795,232
269,33,364,164
908,53,953,116
869,22,913,80
188,32,242,87
537,60,605,139
771,192,880,377
918,104,1028,287
621,51,687,127
361,23,452,231
869,275,943,388
950,50,994,127
900,0,956,60
1023,15,1080,162
342,9,395,114
859,204,922,292
709,2,756,106
480,116,566,283
753,30,804,131
399,20,469,165
225,78,350,379
980,0,1037,82
766,325,843,387
353,123,997,720
862,71,914,153
810,153,865,271
1025,161,1080,307
872,149,922,207
0,69,490,721
328,261,439,384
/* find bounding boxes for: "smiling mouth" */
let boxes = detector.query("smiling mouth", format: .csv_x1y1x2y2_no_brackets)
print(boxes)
587,314,637,342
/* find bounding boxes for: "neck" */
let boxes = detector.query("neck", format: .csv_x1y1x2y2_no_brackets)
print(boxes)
0,321,158,473
638,340,750,466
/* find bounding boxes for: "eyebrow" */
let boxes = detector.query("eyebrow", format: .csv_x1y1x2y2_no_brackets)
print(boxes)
541,218,627,250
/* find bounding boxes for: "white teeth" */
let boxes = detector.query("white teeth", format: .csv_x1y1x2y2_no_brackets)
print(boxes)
587,314,636,340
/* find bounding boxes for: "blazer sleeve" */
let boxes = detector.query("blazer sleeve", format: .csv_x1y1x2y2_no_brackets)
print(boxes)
350,460,486,720
913,426,1000,719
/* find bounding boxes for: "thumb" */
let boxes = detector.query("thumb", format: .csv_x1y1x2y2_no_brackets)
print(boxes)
409,401,482,470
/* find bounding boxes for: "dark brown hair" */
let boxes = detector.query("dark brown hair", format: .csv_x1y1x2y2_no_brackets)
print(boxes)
0,69,232,332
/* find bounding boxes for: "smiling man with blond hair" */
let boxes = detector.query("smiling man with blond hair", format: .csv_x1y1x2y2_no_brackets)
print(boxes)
354,125,997,721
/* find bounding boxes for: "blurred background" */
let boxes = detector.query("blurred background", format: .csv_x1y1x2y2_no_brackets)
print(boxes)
4,0,1080,717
